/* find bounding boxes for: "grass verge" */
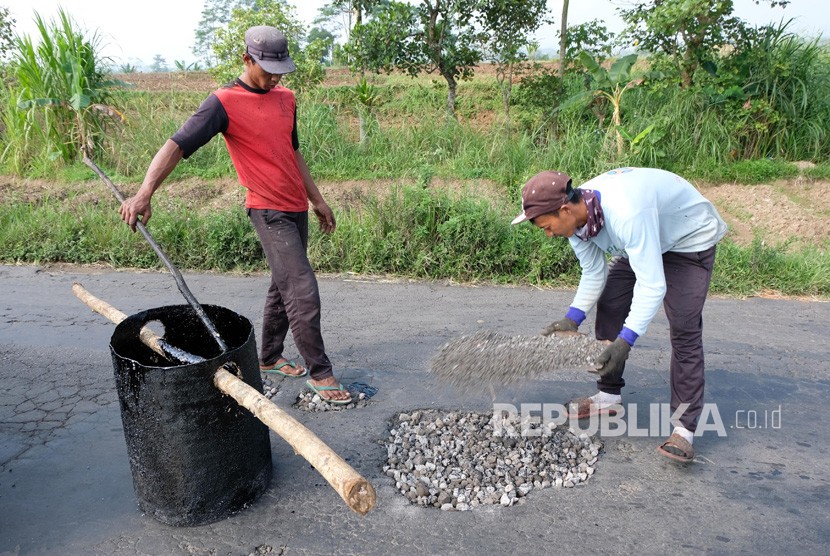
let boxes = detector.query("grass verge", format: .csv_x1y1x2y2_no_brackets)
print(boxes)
1,185,827,298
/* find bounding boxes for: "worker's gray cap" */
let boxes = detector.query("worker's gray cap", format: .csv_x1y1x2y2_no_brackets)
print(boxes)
244,26,296,75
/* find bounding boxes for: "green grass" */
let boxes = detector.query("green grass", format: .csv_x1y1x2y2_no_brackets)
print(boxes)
710,239,830,297
805,162,830,180
7,9,124,168
0,198,264,271
2,187,828,297
308,185,580,283
708,158,799,184
5,52,828,187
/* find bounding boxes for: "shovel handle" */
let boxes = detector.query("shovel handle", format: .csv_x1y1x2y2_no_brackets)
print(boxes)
83,155,227,353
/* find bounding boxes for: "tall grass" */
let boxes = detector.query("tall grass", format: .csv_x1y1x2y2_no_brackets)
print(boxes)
6,9,123,170
2,187,828,297
2,17,828,184
106,91,232,179
309,185,580,283
0,81,30,174
711,239,830,297
739,21,830,159
0,197,264,271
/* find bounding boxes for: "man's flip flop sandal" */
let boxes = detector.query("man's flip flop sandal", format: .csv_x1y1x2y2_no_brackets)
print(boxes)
260,360,307,377
305,380,353,405
656,433,695,463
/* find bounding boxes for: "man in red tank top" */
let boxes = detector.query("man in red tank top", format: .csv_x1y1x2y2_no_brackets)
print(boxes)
120,26,351,404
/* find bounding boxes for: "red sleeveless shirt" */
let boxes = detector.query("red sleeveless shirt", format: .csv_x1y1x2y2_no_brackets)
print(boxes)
213,84,307,211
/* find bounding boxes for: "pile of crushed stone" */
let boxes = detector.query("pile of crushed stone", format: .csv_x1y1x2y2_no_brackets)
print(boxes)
260,374,377,411
430,330,607,387
384,409,603,511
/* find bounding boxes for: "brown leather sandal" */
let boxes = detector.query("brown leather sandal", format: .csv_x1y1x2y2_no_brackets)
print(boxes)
656,433,695,463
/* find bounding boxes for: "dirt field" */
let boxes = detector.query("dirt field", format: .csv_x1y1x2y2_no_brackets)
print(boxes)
702,178,830,248
113,63,560,91
115,71,219,93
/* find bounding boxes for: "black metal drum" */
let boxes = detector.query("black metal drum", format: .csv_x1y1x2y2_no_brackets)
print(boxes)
109,304,271,526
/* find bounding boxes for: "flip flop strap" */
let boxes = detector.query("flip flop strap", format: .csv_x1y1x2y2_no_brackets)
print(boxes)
273,360,297,370
312,384,344,392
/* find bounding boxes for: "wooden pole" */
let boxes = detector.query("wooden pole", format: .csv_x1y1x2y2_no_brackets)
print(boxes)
213,368,376,515
559,0,570,78
72,283,377,515
72,283,165,356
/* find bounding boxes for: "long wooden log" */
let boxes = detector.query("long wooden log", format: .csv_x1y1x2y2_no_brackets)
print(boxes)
72,283,377,515
212,368,376,514
72,283,167,355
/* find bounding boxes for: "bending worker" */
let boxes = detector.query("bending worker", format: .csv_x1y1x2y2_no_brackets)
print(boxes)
120,26,351,404
512,167,727,462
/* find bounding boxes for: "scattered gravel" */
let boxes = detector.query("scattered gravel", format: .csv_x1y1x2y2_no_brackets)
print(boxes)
260,376,281,400
430,330,607,388
384,409,603,510
261,374,376,411
293,390,371,412
246,545,273,556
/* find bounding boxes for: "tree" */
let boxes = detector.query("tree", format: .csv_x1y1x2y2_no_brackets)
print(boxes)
150,54,168,73
192,0,260,67
308,26,335,64
209,0,325,93
558,0,568,78
0,5,15,64
477,0,549,123
558,19,615,71
315,1,383,42
315,0,386,71
348,0,481,118
619,0,789,88
561,52,644,157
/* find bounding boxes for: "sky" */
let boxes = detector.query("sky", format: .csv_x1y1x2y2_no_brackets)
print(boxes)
5,0,827,68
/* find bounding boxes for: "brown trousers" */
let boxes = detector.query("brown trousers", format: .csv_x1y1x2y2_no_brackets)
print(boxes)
595,246,717,432
248,209,333,381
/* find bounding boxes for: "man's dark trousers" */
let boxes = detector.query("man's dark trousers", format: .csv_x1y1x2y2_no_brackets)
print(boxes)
594,246,717,432
248,208,334,380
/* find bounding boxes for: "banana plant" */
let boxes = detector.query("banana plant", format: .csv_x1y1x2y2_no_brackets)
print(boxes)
353,76,379,146
558,51,642,157
618,123,667,166
174,60,202,73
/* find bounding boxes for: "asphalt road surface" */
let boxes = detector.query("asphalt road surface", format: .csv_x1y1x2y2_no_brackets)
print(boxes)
1,264,828,555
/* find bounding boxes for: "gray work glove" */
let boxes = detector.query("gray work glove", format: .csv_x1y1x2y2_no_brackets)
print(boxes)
541,317,579,336
592,337,631,377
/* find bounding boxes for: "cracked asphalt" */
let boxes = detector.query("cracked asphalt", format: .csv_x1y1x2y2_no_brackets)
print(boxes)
1,264,828,555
